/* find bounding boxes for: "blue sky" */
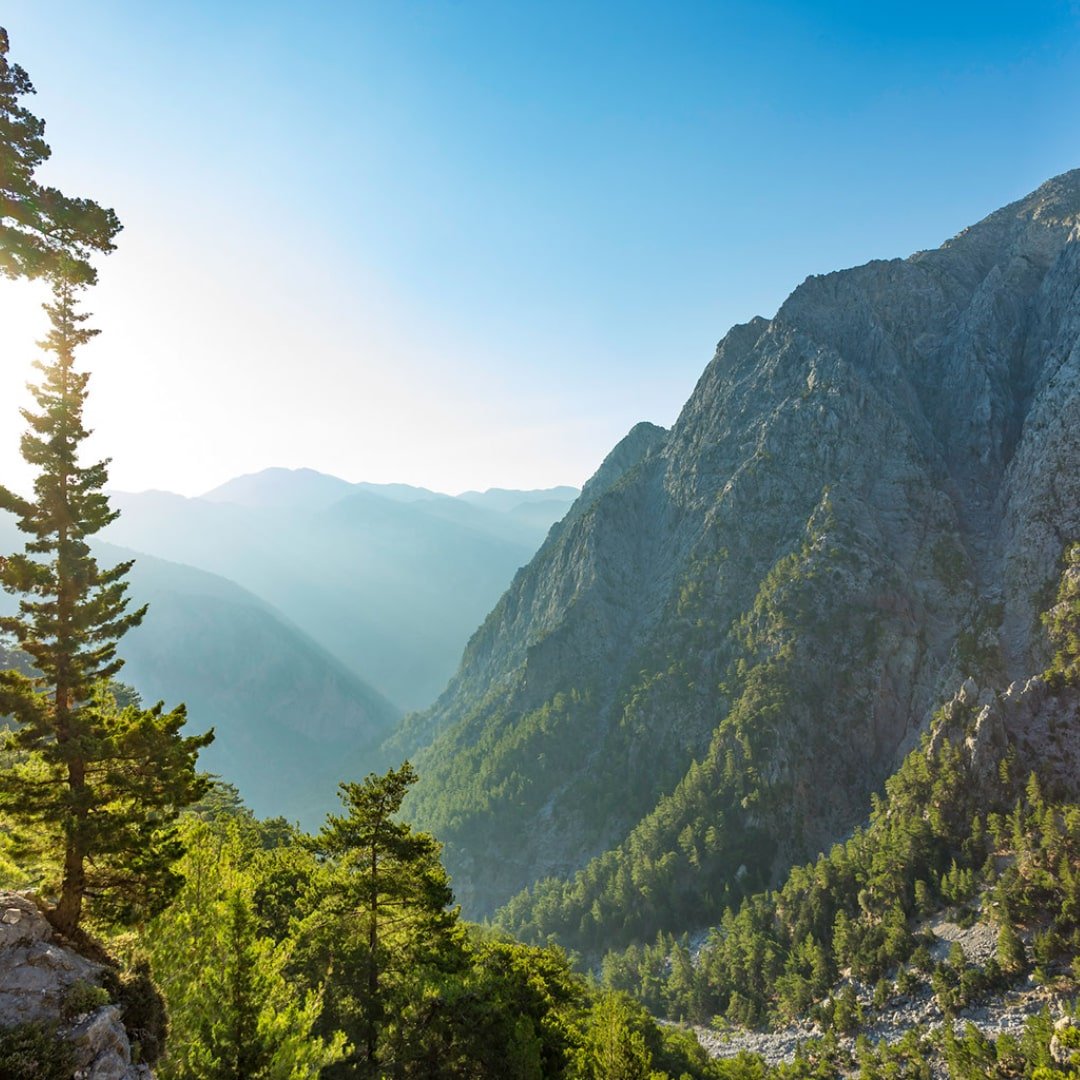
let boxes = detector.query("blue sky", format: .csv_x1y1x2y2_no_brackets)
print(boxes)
1,1,1078,495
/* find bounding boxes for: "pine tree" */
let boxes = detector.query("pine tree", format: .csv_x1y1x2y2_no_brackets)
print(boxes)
147,820,347,1080
578,993,654,1080
189,893,345,1080
310,761,456,1077
0,274,212,935
0,26,120,284
997,916,1026,976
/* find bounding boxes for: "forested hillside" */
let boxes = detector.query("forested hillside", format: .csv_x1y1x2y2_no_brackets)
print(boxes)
403,172,1080,959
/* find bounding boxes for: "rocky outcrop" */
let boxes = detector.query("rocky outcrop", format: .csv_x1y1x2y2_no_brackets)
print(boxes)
1001,676,1080,797
1050,1014,1080,1067
927,676,1009,791
403,170,1080,939
0,892,153,1079
694,977,1061,1075
929,670,1080,798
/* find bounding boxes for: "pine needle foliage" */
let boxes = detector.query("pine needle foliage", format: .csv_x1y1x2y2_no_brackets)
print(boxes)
0,26,120,284
0,275,212,935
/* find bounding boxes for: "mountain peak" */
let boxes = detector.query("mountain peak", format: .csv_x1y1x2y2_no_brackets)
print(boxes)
1020,166,1080,223
403,172,1080,938
201,467,355,511
578,421,667,508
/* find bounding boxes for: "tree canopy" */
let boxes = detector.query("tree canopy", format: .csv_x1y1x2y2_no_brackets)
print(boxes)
0,275,212,934
0,27,120,284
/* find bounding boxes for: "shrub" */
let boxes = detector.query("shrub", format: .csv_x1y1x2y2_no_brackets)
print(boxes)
60,979,110,1020
101,958,168,1066
0,1021,76,1080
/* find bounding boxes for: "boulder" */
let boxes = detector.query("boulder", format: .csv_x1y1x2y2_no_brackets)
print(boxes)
0,891,153,1079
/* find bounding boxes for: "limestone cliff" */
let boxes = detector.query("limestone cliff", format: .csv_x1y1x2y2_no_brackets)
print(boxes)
403,171,1080,948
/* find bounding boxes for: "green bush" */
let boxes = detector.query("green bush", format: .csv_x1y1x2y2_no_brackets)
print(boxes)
0,1021,76,1080
61,978,110,1020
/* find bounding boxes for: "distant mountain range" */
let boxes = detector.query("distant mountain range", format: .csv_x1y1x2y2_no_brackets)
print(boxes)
103,470,578,711
0,470,577,823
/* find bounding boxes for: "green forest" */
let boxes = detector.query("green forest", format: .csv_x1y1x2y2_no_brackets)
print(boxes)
4,19,1080,1080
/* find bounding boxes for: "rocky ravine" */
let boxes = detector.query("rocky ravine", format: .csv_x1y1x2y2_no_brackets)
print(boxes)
402,170,1080,943
693,908,1066,1077
0,892,153,1079
693,974,1062,1075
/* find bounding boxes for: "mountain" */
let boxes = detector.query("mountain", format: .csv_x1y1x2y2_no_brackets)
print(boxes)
202,466,361,512
115,545,400,825
401,170,1080,950
458,486,582,513
201,467,449,510
101,474,578,710
0,512,399,825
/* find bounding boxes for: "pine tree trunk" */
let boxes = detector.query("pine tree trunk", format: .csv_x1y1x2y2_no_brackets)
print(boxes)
51,484,86,939
53,759,86,937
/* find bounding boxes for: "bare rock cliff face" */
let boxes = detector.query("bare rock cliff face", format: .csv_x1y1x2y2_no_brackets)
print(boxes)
403,171,1080,942
0,893,153,1079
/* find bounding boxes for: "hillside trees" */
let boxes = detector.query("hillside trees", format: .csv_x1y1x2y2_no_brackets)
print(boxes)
146,815,346,1080
599,540,1080,1031
147,783,728,1080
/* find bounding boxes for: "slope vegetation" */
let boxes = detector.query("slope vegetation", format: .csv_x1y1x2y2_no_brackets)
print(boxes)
403,171,1080,951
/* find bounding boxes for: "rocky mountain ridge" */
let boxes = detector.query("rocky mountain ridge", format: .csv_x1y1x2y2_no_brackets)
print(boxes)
402,170,1080,946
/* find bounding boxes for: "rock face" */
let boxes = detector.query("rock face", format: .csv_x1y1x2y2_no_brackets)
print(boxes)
403,171,1080,949
0,893,152,1079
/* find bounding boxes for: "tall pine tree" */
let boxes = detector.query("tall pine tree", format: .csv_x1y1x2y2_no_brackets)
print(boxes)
0,271,212,936
309,761,457,1078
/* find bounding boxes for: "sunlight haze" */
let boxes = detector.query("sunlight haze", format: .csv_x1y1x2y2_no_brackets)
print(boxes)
2,0,1078,495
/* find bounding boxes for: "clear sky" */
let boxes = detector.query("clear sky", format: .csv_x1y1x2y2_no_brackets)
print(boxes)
1,1,1078,496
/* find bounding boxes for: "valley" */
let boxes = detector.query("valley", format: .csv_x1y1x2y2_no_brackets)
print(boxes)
2,9,1080,1071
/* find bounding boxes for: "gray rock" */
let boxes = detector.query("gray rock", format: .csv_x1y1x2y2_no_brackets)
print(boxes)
1050,1014,1079,1067
0,891,154,1079
692,978,1061,1072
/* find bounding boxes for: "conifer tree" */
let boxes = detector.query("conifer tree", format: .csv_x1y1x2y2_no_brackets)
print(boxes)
0,26,120,284
190,893,345,1080
147,820,347,1080
997,916,1025,976
577,993,655,1080
310,761,456,1077
0,272,212,935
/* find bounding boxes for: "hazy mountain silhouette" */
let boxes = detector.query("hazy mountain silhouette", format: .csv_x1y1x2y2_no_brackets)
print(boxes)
101,469,578,709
